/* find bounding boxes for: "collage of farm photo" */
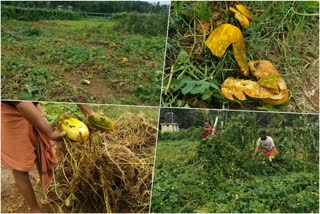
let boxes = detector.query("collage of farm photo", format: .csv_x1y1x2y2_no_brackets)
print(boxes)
1,1,319,213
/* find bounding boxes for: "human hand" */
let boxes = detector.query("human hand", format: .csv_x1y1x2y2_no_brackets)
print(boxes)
89,111,104,117
48,130,66,141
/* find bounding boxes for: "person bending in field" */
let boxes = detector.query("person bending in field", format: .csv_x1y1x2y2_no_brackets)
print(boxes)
252,130,279,162
1,101,95,212
201,121,218,140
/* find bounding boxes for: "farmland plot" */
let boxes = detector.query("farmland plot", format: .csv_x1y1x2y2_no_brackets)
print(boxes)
151,112,319,213
1,15,167,105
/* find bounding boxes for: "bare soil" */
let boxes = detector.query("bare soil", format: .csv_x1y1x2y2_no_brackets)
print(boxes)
1,167,53,213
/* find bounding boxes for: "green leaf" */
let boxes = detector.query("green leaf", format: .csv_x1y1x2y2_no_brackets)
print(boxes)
193,2,210,22
177,99,185,107
292,16,305,39
171,78,186,91
175,50,189,64
207,79,220,91
201,91,214,100
184,103,190,108
188,80,220,94
190,82,210,94
173,76,221,96
257,105,279,111
181,83,194,95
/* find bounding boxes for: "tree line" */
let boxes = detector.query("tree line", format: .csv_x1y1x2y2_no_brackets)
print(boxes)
160,108,319,129
1,1,169,14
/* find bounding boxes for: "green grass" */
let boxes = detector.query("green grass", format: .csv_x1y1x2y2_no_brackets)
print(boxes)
1,17,166,105
153,140,199,165
151,139,319,213
41,102,159,124
162,1,319,112
151,140,208,213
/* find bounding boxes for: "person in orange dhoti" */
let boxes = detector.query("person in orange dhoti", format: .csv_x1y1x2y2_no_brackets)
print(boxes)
252,130,279,162
1,101,94,212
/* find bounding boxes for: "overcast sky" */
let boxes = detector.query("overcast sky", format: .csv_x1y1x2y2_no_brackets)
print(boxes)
143,0,171,6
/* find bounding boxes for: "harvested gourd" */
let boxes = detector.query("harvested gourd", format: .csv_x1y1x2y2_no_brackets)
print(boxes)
205,24,249,76
221,60,289,105
57,116,89,142
249,60,289,105
81,79,91,85
88,114,115,131
221,77,275,101
205,4,288,106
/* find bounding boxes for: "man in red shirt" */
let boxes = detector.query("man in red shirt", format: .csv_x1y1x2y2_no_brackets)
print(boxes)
201,121,218,140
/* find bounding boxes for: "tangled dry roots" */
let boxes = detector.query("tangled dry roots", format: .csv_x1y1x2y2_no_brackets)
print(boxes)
44,112,157,213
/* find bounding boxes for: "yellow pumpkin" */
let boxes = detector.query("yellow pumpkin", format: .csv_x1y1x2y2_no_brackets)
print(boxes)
221,60,289,105
57,116,89,142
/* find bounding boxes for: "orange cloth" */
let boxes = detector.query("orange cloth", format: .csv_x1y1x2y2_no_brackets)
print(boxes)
1,102,58,191
262,147,277,157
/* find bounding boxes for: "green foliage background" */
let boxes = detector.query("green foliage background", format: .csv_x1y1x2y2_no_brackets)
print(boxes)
112,12,168,36
1,1,169,14
2,5,83,21
152,111,319,213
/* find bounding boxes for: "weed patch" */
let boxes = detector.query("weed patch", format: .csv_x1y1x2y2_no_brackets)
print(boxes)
1,17,167,105
162,1,319,112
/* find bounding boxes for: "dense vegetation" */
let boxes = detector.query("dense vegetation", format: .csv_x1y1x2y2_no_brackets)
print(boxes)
1,1,169,14
2,5,83,21
112,12,168,36
162,1,319,113
152,111,319,213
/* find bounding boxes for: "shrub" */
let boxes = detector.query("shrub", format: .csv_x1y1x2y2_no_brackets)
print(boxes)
197,137,251,186
2,5,83,21
112,12,168,36
158,127,202,141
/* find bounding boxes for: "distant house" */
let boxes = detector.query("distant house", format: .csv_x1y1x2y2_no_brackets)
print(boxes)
161,112,179,133
161,122,179,133
58,5,73,10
